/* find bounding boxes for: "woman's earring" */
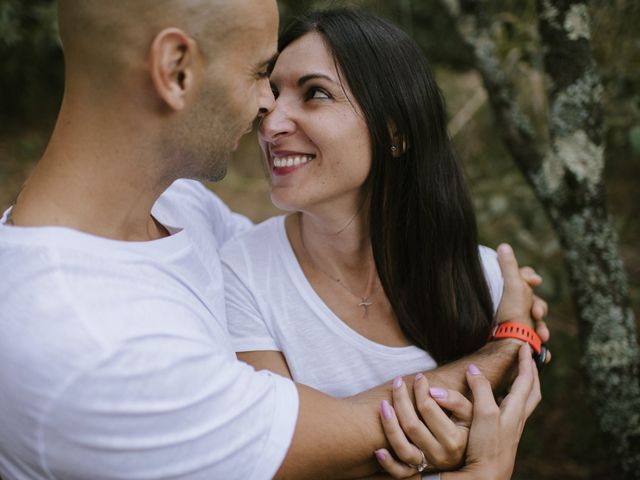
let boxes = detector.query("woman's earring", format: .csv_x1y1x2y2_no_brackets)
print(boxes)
391,145,398,153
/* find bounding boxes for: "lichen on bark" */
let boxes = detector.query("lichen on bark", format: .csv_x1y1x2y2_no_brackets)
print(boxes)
564,3,590,41
553,130,604,192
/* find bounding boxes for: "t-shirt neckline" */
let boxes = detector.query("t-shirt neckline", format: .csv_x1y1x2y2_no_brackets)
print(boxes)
273,215,426,357
0,205,189,259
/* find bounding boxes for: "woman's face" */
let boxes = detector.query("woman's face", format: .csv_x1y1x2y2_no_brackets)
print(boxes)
258,32,372,213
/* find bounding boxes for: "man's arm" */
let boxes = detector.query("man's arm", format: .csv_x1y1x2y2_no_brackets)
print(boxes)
274,338,523,479
412,338,524,395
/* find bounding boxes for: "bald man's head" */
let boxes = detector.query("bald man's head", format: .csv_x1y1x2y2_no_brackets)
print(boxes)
57,0,242,83
54,0,278,182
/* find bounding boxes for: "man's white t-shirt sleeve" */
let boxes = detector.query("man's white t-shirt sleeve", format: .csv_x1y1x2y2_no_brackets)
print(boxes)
193,182,253,244
40,335,298,480
157,180,253,245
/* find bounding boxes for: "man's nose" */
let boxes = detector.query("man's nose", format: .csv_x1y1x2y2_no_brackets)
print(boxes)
257,77,276,118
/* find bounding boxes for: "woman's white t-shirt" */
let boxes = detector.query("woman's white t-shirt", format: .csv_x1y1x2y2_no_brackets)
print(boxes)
222,215,504,398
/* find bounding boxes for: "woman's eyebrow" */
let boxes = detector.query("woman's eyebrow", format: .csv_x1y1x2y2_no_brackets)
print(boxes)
297,73,336,86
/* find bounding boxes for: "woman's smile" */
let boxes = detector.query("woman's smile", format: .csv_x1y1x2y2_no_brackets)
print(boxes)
271,150,316,175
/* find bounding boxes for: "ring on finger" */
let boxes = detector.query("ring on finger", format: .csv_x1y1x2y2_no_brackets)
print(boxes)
407,450,428,473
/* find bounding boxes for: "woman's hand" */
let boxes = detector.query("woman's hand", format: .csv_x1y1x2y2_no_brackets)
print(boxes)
373,372,474,478
443,343,541,480
375,343,540,480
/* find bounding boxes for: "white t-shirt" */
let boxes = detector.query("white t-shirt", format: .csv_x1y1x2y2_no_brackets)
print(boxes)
0,180,299,480
222,215,504,398
222,216,503,480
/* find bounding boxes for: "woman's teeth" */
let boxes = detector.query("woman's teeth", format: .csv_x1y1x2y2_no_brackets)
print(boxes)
272,155,314,168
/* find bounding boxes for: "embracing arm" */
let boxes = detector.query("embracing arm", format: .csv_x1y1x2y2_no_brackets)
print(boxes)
240,338,524,480
240,351,385,478
267,337,522,480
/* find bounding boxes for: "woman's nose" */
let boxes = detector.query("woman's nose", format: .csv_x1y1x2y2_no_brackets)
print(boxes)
259,101,296,142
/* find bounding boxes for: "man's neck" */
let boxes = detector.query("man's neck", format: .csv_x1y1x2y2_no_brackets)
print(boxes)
10,105,174,241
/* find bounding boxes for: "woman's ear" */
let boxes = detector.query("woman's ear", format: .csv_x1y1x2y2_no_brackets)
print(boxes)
148,27,198,111
388,121,408,158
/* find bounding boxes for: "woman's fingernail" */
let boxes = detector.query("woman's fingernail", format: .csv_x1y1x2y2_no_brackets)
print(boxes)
381,400,393,420
415,372,424,382
393,376,403,389
429,387,447,399
468,363,481,375
375,449,386,462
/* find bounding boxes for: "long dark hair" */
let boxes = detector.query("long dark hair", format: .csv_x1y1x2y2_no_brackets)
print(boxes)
278,8,494,364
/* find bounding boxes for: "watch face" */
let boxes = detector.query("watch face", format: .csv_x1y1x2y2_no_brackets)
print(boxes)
534,345,548,372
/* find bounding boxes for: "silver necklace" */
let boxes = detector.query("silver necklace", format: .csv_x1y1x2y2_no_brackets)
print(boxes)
298,222,379,318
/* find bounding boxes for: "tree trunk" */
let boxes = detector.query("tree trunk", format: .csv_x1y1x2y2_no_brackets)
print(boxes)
439,0,640,476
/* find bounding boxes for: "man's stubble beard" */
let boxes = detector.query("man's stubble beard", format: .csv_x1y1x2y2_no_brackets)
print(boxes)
168,88,245,183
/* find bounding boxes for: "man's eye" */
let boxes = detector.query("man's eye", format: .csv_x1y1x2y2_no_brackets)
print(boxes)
257,70,269,79
306,87,330,100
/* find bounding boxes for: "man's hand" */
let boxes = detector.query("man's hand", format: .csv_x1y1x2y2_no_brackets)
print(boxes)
497,244,551,363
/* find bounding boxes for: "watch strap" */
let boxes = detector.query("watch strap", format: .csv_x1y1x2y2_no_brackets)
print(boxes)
492,321,542,354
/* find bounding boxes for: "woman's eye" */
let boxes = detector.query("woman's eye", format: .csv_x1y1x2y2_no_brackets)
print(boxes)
306,87,330,100
270,84,279,99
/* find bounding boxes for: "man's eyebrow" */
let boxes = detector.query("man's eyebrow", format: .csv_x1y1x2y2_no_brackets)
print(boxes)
297,73,335,86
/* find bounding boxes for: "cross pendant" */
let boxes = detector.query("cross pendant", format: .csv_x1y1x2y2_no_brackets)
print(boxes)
358,297,373,317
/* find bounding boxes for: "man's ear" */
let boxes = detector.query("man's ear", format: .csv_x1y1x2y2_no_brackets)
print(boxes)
149,28,197,111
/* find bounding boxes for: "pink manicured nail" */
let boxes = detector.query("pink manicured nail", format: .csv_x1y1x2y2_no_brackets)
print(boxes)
381,400,393,420
375,449,386,462
415,372,424,381
468,363,481,375
393,376,403,389
429,387,447,399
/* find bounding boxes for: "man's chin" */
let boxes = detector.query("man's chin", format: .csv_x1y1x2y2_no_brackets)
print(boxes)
205,164,228,183
199,153,229,183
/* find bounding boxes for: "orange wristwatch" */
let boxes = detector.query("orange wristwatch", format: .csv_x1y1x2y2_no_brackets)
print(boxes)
492,321,542,353
492,321,548,371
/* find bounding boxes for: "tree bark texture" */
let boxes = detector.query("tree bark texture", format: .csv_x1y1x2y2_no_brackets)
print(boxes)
439,0,640,476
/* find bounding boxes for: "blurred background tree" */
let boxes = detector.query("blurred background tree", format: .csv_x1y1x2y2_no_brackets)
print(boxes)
437,0,640,476
1,0,638,478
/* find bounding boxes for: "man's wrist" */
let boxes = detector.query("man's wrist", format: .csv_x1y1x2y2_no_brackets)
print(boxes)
492,322,541,353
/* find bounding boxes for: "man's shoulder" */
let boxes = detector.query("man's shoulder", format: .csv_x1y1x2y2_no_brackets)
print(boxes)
155,179,225,221
220,215,282,261
155,179,252,246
